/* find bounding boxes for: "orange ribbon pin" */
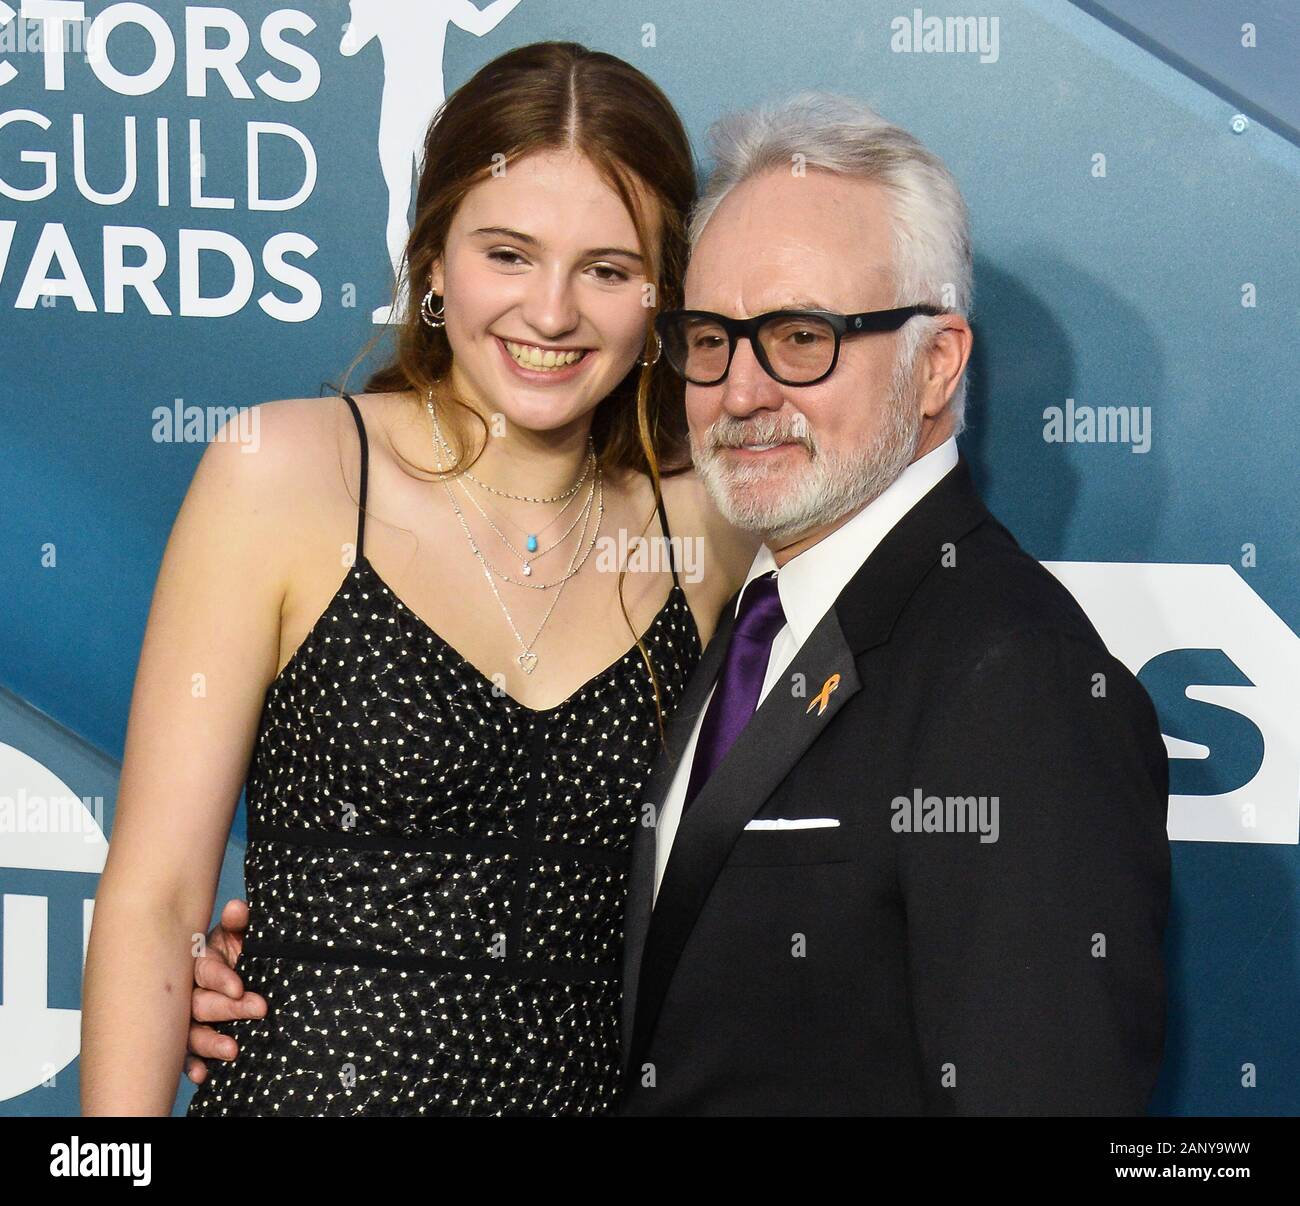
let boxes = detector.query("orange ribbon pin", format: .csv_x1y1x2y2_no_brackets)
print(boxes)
806,673,841,716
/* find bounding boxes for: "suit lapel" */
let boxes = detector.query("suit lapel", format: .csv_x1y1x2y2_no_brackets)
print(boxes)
621,455,994,1082
620,594,738,1066
625,603,861,1081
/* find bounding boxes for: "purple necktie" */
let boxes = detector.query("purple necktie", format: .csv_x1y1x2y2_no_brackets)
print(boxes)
682,571,786,812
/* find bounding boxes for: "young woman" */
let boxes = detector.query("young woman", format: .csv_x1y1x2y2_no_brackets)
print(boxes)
80,41,757,1117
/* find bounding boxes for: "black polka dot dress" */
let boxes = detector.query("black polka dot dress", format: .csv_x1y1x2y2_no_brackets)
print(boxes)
186,394,701,1117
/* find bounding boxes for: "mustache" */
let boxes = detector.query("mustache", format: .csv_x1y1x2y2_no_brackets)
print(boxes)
707,415,815,451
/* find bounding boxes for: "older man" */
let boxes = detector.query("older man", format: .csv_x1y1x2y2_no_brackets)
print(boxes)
617,93,1170,1115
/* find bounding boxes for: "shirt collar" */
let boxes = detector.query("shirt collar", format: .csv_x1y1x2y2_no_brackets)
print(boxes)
737,436,959,641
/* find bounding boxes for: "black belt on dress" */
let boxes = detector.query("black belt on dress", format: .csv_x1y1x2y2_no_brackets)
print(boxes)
239,937,621,982
244,817,632,868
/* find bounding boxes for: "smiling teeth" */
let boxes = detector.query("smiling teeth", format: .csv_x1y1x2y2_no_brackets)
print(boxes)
504,339,587,370
744,442,785,450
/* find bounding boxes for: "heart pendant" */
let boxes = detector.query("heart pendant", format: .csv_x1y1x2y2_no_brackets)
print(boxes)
517,650,539,674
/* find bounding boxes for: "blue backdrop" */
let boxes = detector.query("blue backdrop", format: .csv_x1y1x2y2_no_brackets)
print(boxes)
1,0,1296,1115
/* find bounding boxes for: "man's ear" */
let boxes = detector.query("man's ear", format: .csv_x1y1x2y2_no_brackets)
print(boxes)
920,317,973,417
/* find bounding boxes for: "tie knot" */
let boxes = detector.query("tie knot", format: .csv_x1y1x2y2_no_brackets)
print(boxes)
734,571,785,643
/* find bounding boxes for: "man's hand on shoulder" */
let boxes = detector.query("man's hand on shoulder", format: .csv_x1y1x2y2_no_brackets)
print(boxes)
185,899,267,1084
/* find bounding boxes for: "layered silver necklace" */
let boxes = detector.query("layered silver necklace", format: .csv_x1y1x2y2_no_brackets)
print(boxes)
451,442,594,579
425,392,604,673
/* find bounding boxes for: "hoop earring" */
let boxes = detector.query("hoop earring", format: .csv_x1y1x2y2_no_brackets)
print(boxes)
420,289,446,329
637,331,662,368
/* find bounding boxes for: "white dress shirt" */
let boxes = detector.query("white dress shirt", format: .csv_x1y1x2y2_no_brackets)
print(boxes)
652,436,959,901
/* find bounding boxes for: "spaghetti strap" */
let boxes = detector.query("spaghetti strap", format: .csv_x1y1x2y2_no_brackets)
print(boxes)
341,393,368,561
655,489,682,591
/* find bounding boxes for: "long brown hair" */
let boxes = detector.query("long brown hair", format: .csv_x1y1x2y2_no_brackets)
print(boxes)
335,42,698,745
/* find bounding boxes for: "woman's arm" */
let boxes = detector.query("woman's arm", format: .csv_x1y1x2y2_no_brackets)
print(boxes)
80,406,295,1115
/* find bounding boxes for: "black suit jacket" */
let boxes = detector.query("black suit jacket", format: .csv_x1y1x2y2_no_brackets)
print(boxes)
618,457,1171,1115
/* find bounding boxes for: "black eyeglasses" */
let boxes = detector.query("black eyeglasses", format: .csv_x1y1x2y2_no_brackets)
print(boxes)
653,304,946,386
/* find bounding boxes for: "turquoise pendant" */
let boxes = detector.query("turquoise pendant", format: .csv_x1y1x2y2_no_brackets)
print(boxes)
526,534,539,552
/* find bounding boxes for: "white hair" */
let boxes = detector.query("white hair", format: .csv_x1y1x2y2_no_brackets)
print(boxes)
688,92,973,432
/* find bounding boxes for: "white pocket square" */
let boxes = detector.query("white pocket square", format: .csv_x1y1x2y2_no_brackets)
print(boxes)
744,817,840,831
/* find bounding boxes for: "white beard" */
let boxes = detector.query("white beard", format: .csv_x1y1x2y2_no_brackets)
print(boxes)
691,359,923,544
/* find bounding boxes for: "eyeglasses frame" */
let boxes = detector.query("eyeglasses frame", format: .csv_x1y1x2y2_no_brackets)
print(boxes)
652,304,948,387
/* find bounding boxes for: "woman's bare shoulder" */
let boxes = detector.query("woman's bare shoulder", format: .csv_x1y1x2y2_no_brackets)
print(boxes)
233,390,410,497
189,396,333,517
657,465,763,609
189,393,384,589
660,465,760,556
